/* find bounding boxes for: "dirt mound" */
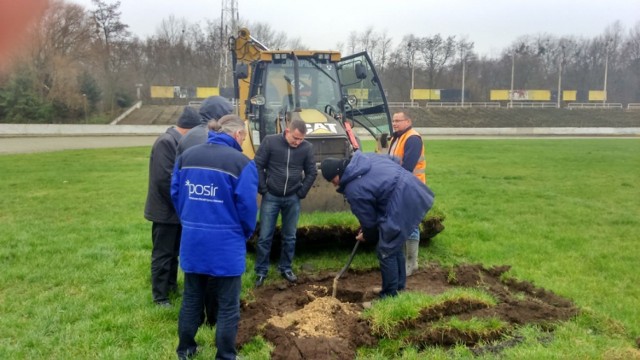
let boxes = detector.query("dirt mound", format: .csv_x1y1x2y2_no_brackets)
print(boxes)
237,263,578,359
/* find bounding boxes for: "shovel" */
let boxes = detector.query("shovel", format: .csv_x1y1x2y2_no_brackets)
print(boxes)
332,240,360,297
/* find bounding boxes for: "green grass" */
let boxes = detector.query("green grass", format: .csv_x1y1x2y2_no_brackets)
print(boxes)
362,289,497,337
0,138,639,359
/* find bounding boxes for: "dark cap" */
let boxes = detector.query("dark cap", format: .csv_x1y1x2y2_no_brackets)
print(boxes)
321,157,348,182
199,96,234,122
176,106,201,129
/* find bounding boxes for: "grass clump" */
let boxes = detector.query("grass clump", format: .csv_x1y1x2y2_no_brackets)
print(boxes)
363,288,497,338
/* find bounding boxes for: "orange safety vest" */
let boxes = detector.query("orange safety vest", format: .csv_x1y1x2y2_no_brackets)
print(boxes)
389,128,426,184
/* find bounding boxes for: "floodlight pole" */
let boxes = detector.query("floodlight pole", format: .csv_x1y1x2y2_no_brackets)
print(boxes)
408,42,416,107
603,40,610,104
557,45,564,109
557,61,563,109
509,51,515,108
461,52,466,107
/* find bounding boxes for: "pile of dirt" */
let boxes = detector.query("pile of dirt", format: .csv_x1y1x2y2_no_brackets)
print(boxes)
237,263,579,359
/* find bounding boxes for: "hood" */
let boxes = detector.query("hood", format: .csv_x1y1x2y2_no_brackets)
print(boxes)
337,151,371,192
199,96,234,122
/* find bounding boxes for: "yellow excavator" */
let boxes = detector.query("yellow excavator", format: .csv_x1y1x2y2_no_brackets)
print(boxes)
230,28,392,212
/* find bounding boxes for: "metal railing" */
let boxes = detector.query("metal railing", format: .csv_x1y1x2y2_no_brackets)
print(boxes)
567,103,623,110
464,102,501,108
507,102,557,109
627,103,640,111
389,101,501,108
387,102,420,108
424,102,463,108
110,101,142,125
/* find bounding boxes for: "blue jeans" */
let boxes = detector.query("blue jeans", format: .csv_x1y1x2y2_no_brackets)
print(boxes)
254,193,300,276
377,245,406,298
409,226,420,241
177,273,241,360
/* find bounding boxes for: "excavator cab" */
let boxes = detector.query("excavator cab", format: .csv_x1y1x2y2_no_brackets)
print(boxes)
231,28,392,211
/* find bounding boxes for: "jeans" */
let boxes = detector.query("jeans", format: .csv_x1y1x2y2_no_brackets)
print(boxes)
377,245,406,298
177,273,241,360
151,222,181,302
254,193,300,276
408,226,420,241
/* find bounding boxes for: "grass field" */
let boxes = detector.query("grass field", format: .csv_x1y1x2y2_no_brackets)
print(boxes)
0,138,638,359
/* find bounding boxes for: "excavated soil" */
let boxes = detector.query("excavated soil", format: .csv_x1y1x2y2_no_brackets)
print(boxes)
236,263,579,359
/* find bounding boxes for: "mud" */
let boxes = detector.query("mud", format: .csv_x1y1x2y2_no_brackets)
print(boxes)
249,217,445,252
236,263,579,359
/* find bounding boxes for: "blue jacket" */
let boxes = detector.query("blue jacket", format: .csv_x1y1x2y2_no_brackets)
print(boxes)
171,131,258,276
338,151,435,254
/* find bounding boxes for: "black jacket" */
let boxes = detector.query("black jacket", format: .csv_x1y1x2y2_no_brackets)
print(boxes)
144,127,182,224
255,133,317,198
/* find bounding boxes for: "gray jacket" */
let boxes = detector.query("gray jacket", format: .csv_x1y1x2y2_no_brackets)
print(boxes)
255,134,317,198
176,123,207,156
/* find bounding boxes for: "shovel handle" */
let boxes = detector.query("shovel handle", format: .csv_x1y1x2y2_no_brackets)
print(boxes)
335,240,360,280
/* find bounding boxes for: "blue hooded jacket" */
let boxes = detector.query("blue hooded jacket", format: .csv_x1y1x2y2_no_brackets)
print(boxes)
338,151,435,254
171,131,258,276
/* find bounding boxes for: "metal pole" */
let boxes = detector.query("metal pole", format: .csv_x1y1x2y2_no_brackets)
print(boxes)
509,52,515,108
411,50,415,107
461,54,466,107
603,51,609,104
557,60,562,109
83,94,88,123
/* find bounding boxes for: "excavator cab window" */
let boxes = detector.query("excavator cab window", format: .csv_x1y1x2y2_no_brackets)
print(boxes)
338,52,392,139
249,57,343,142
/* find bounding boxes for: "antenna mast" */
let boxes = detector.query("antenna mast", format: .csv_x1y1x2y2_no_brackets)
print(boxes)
218,0,239,89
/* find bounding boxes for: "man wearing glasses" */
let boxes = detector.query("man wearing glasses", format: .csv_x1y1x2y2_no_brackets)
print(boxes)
388,111,427,276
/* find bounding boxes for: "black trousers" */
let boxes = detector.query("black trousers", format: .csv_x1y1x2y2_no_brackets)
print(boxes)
151,222,181,302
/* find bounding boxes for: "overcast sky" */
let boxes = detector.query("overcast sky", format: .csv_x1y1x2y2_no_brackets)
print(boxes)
68,0,639,57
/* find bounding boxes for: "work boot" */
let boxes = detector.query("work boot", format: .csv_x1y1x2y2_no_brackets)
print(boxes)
255,275,266,287
404,240,420,276
281,270,297,283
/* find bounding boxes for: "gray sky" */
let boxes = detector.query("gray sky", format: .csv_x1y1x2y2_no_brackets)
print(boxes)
69,0,639,57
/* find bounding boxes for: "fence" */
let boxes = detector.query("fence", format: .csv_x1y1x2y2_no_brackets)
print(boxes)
627,103,640,111
387,102,420,108
567,103,623,110
389,102,500,108
507,102,557,109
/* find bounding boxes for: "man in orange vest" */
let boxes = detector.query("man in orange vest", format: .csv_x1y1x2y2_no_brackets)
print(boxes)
388,111,427,276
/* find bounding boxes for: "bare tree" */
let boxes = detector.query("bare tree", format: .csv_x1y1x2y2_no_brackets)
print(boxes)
245,21,288,49
346,31,358,54
287,37,308,50
375,30,393,73
359,27,374,53
621,21,640,102
90,0,131,111
25,0,93,119
417,34,456,88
